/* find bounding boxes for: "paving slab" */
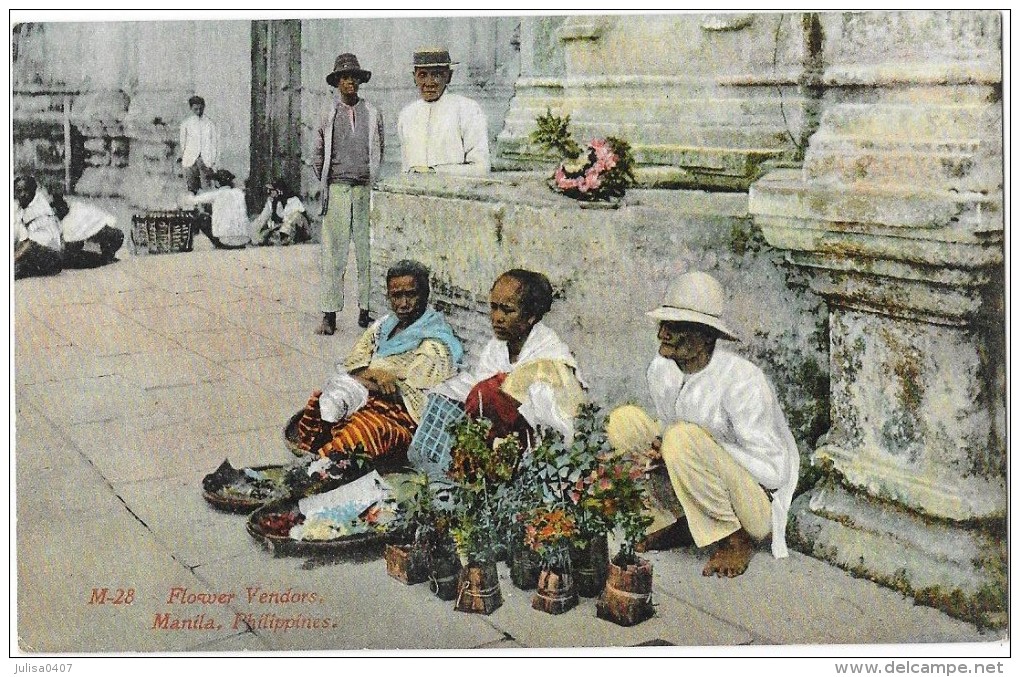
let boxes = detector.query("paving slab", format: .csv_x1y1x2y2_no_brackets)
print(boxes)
19,374,161,426
177,329,294,363
220,352,333,395
70,418,210,484
195,425,300,471
62,321,173,357
101,349,233,390
15,344,117,385
113,475,263,569
14,315,74,351
98,286,186,312
184,630,271,652
648,546,991,645
126,303,236,337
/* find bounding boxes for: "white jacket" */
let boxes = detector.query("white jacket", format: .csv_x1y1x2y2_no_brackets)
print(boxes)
647,350,800,558
179,115,218,168
397,93,489,175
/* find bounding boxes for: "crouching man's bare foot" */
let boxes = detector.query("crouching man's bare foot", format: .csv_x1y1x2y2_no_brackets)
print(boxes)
702,528,754,578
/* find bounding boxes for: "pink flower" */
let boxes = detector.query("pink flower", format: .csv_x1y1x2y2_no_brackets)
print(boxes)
568,490,581,504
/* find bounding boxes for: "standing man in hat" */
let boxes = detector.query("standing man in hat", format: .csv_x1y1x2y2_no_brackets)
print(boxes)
313,53,384,335
397,47,489,175
606,271,799,579
178,95,218,194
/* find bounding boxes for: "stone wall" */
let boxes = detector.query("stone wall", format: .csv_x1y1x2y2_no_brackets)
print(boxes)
371,175,829,466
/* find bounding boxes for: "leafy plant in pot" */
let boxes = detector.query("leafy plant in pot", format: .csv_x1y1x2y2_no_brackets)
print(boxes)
594,453,656,626
384,472,457,591
523,506,579,614
446,417,522,614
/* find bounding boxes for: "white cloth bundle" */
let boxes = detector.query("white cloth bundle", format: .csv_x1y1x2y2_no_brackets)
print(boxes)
319,371,370,423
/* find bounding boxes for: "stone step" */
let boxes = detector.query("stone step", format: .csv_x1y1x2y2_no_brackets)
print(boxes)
819,103,998,140
803,149,995,192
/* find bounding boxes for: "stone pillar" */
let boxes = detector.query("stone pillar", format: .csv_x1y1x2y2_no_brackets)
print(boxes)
497,13,822,189
749,10,1004,626
70,90,130,198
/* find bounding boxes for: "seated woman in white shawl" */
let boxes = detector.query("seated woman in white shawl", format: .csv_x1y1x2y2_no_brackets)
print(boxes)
409,269,585,474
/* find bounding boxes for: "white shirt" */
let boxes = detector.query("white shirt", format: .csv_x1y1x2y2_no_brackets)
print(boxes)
433,322,583,438
647,349,800,558
397,93,490,175
186,187,248,239
13,192,62,251
179,115,218,168
60,201,116,243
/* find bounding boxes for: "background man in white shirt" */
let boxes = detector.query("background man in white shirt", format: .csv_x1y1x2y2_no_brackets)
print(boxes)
397,48,489,176
606,271,800,579
13,175,63,279
178,95,219,194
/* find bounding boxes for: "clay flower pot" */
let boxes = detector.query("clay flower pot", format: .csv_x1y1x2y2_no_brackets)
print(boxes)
428,554,462,601
596,556,654,626
454,561,503,615
572,534,610,598
385,543,427,585
531,567,579,615
509,538,541,590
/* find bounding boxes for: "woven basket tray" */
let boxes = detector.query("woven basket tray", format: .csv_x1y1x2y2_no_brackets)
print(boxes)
202,464,291,515
284,409,307,457
131,210,195,255
246,497,391,559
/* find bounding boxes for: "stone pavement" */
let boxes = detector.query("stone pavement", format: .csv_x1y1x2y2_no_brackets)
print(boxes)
11,243,1002,653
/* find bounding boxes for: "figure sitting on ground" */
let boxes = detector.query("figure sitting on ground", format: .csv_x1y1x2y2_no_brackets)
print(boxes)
294,259,464,470
12,175,63,280
50,193,124,268
606,271,799,578
184,169,249,250
408,269,586,475
250,178,311,246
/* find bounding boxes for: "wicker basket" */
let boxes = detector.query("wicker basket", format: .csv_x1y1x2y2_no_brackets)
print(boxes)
247,498,391,559
131,210,195,255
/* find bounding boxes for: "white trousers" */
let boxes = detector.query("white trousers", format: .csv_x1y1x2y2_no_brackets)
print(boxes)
320,183,371,313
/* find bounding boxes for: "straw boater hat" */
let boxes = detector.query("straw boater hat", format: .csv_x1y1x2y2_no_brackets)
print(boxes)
326,53,372,87
412,47,458,69
646,271,740,342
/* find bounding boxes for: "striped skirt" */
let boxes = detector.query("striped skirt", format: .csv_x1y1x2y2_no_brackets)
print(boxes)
296,392,417,463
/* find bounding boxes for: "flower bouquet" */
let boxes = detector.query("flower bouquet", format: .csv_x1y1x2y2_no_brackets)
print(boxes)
384,472,459,595
530,109,636,203
522,506,579,614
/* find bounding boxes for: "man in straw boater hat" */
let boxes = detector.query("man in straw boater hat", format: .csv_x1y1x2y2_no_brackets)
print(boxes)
605,271,799,578
312,52,384,335
397,47,489,175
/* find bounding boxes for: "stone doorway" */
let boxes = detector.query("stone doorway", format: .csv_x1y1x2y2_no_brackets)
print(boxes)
249,19,302,212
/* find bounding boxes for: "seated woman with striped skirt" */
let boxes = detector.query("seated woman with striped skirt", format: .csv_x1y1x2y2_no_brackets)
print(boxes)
295,259,463,467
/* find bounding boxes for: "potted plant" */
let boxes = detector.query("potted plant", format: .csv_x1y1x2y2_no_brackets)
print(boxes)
384,472,456,587
446,417,522,614
529,109,636,205
595,453,656,627
523,506,579,614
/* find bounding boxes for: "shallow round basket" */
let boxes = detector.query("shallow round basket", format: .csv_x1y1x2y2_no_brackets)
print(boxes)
202,464,291,514
246,497,390,559
284,409,308,457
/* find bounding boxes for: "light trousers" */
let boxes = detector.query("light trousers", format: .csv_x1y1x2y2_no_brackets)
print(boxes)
606,405,772,547
320,183,371,313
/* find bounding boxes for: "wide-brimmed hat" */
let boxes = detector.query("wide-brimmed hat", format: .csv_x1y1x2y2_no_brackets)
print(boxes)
412,47,458,69
326,53,371,87
646,271,740,342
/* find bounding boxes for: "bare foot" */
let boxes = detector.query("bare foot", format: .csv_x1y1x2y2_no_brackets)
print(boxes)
314,319,336,336
702,528,754,578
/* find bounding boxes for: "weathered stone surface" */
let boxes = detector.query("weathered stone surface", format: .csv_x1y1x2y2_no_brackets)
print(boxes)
749,10,1004,624
372,174,829,454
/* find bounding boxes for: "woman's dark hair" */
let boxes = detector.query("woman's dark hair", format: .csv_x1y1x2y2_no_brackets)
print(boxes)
212,169,235,187
496,269,554,320
188,95,205,107
386,259,431,299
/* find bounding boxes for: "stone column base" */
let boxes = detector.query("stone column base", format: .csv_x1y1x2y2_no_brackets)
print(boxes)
790,479,1006,629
